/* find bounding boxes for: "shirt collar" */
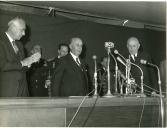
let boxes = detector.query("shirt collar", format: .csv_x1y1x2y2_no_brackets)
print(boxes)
70,52,78,61
131,53,137,57
5,32,14,43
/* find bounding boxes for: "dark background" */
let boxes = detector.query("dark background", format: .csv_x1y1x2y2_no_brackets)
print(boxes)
0,10,166,76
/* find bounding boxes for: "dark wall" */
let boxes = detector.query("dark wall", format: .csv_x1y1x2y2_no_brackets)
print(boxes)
0,10,165,75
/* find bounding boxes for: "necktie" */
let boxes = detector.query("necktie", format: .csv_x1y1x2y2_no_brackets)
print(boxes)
76,58,84,71
12,41,19,54
76,58,81,66
131,55,135,61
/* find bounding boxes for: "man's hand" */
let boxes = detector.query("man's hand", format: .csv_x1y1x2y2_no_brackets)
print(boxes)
21,52,41,67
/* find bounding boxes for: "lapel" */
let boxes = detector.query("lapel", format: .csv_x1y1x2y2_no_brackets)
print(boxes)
68,54,88,87
68,54,83,71
3,33,23,61
135,52,141,65
15,41,24,60
129,55,135,63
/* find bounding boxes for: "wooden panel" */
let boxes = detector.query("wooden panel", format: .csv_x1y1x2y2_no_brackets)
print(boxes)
0,97,165,127
66,105,159,127
0,101,66,127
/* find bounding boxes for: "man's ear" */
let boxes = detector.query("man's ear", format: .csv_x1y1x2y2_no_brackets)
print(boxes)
137,43,140,49
58,49,60,55
126,43,129,49
69,43,72,50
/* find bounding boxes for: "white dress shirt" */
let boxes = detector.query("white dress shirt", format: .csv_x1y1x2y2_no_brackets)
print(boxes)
5,32,19,53
70,52,81,66
131,53,137,61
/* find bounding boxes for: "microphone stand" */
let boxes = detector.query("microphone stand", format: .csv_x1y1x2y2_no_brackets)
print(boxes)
130,62,145,97
110,52,118,94
45,69,52,97
125,59,131,95
103,48,113,97
93,57,98,97
153,65,164,127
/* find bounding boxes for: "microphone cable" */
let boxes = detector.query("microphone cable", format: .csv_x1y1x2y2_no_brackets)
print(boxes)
82,82,103,127
136,89,161,127
67,85,100,127
138,97,146,128
143,83,160,93
156,97,161,127
143,83,166,94
136,84,153,95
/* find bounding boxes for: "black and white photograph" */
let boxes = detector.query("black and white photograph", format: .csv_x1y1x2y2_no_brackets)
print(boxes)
0,0,166,127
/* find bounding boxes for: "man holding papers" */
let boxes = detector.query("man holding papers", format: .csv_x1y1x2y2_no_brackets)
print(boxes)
0,17,41,97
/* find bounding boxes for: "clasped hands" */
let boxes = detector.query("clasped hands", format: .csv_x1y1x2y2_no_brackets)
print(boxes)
21,52,41,68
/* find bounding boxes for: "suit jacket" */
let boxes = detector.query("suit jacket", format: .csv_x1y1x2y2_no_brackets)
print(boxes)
51,54,89,96
126,51,157,93
0,33,29,97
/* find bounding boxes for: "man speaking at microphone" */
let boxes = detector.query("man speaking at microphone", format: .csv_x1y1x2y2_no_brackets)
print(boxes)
51,37,89,96
126,37,156,95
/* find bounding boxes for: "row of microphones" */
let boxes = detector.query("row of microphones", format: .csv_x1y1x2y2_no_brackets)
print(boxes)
113,49,145,95
97,41,157,68
114,49,156,68
93,43,160,95
104,41,156,67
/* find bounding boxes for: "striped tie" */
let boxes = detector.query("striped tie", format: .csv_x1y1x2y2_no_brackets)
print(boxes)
76,58,81,66
12,41,19,53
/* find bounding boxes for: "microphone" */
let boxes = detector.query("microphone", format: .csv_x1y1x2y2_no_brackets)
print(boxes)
140,59,156,67
114,49,127,61
116,56,126,66
114,49,119,54
105,42,114,54
105,42,114,48
92,55,97,60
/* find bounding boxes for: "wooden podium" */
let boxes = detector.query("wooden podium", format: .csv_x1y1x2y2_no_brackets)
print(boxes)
0,97,165,127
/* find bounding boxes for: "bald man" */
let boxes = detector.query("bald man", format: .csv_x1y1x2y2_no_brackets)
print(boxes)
126,37,156,95
0,17,40,97
51,37,89,96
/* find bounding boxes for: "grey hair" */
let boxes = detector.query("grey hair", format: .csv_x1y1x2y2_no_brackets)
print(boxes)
8,17,25,27
69,37,82,45
127,37,140,46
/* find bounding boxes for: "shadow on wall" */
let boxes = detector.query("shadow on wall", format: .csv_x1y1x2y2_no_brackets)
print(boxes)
80,44,87,59
20,25,31,57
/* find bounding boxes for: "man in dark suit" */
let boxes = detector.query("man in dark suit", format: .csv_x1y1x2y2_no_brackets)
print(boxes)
51,37,89,96
126,37,156,95
0,17,41,97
